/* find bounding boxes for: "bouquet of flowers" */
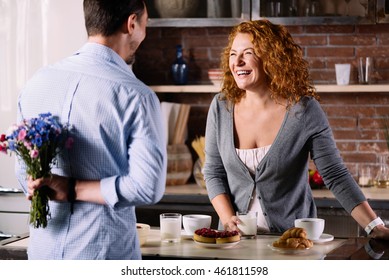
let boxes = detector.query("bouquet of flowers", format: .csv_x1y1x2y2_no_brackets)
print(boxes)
0,113,72,228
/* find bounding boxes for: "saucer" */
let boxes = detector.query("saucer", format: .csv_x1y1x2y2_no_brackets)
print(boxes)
311,233,334,244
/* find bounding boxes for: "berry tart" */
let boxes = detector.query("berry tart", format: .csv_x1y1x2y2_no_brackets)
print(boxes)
193,228,240,244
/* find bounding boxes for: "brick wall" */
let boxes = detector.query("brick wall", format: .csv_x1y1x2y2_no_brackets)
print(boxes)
135,24,389,85
134,24,389,179
321,92,389,177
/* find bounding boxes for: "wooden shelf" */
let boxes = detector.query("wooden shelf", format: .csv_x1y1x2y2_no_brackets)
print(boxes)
150,84,389,94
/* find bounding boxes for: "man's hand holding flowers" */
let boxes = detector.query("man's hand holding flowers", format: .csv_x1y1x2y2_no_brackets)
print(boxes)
27,175,73,202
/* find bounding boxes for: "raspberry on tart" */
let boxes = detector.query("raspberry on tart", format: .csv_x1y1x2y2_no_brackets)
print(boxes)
193,228,240,244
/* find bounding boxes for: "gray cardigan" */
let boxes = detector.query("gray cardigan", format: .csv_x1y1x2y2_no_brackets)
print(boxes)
203,94,366,233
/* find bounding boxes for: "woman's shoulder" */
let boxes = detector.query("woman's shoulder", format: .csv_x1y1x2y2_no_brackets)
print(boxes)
210,93,229,109
293,96,322,113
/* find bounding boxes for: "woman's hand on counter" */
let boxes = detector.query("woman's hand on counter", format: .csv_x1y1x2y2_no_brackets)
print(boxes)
371,224,389,240
223,215,240,231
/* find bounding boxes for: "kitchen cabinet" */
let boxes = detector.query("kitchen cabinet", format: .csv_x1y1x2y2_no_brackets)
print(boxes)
147,0,379,27
148,0,251,27
0,189,30,236
253,0,377,25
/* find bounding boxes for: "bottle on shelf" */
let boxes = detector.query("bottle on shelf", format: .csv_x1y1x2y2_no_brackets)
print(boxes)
288,0,298,16
374,153,389,188
171,45,188,85
304,0,321,16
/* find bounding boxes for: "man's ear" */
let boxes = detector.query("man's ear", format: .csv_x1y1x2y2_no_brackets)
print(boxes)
122,13,137,35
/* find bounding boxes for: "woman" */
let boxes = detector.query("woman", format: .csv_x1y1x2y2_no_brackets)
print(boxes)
203,20,389,239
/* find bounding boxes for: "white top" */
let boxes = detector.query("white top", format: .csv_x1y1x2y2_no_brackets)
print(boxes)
236,146,271,232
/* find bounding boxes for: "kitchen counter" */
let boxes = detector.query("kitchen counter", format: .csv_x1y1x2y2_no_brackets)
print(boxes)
0,230,347,260
163,184,389,206
2,229,388,260
0,233,28,260
165,184,389,197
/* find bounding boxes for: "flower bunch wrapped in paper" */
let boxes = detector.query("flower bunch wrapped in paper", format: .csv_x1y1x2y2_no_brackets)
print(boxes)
0,113,72,228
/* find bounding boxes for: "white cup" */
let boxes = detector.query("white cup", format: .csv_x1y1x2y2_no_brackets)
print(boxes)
335,64,351,85
237,211,257,238
183,214,212,235
160,213,182,243
294,218,325,240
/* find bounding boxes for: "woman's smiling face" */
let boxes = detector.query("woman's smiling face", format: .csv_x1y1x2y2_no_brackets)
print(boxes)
229,32,267,92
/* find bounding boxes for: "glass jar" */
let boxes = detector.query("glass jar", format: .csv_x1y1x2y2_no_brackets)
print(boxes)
374,153,389,188
193,158,206,188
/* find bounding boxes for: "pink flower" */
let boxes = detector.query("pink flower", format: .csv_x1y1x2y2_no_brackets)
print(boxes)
18,129,26,141
0,143,7,153
24,141,32,150
0,134,6,142
65,137,74,149
30,149,39,159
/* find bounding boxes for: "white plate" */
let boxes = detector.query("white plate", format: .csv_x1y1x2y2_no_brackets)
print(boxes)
194,240,240,249
311,233,334,244
268,244,310,254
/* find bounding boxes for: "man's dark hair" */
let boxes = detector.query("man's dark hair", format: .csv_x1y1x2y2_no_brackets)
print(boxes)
83,0,145,37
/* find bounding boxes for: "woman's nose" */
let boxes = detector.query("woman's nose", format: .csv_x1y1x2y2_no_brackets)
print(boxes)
233,54,245,66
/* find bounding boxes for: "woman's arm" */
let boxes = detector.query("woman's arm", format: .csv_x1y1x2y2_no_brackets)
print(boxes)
211,193,238,231
351,201,389,240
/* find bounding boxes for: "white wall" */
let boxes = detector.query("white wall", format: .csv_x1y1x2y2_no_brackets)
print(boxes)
0,0,87,188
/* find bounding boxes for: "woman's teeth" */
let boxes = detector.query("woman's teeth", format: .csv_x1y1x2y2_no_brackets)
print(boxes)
237,70,251,76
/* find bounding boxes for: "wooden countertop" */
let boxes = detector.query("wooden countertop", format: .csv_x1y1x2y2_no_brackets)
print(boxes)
165,184,389,200
150,84,389,94
161,185,389,211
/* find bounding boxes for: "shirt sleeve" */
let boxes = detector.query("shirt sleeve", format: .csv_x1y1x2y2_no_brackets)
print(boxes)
203,95,230,201
100,89,167,209
305,98,366,213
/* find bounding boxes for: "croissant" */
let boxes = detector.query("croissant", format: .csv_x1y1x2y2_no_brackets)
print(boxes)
279,227,307,240
286,237,313,249
272,227,313,249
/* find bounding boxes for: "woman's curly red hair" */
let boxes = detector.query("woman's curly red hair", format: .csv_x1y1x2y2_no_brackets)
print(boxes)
220,20,319,107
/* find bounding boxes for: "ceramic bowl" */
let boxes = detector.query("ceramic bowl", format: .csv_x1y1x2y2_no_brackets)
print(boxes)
183,214,212,235
136,223,150,246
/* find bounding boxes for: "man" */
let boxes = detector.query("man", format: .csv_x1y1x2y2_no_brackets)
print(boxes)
16,0,166,259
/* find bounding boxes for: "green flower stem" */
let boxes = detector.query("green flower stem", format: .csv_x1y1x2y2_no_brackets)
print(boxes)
30,187,50,228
